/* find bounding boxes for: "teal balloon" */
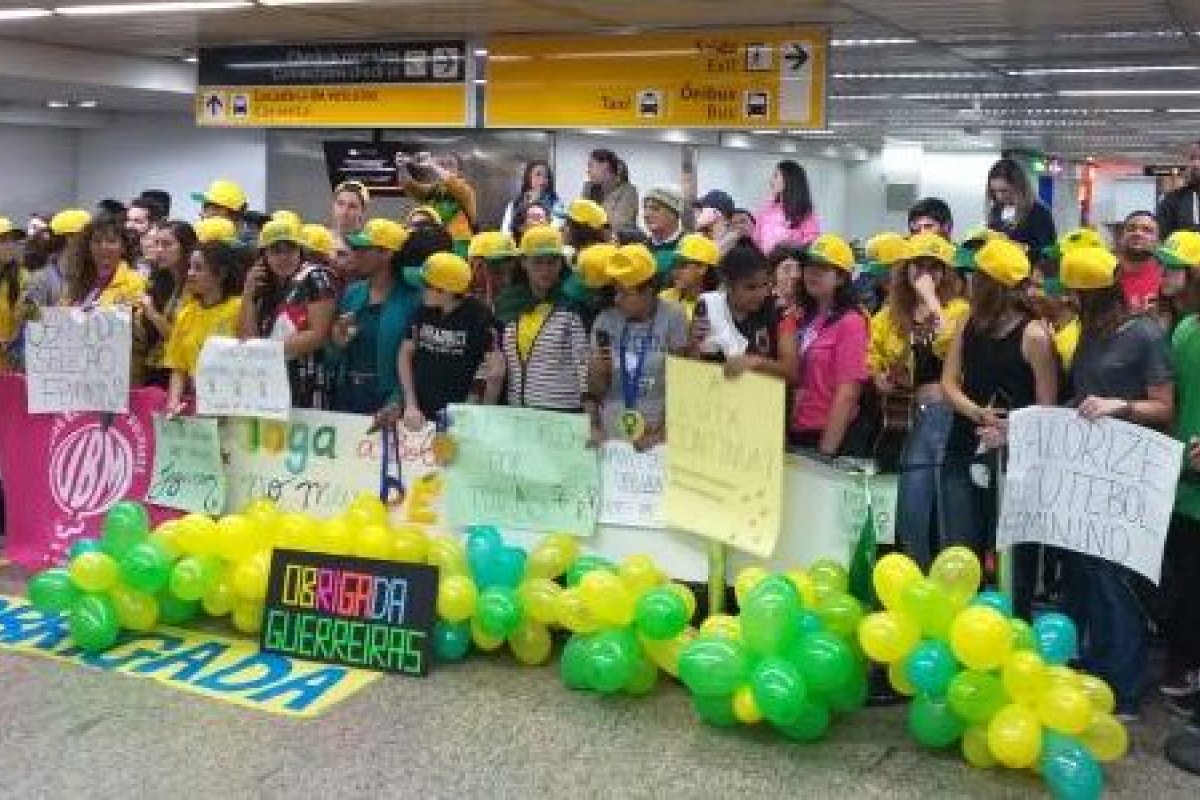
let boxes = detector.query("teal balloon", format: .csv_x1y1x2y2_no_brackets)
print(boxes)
790,631,856,694
824,666,868,713
120,540,173,595
741,585,801,657
586,629,638,694
489,546,527,589
157,591,200,625
433,620,472,663
692,693,738,727
1042,740,1104,800
796,609,824,635
634,587,689,640
972,590,1014,617
465,525,503,556
28,568,80,613
947,670,1007,725
565,555,617,587
678,636,751,697
623,657,659,696
907,694,964,748
750,657,808,725
68,538,102,559
68,594,120,653
476,586,523,639
560,635,592,690
774,701,832,742
1034,613,1079,666
904,640,959,696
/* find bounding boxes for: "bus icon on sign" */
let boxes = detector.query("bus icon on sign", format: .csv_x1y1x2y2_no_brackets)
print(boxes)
638,90,663,118
745,91,769,119
231,94,249,118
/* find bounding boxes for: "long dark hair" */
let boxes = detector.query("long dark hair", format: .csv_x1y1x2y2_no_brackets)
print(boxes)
151,220,197,310
0,234,20,306
67,215,133,303
1077,285,1129,338
518,160,557,202
987,158,1034,221
564,218,609,249
586,148,621,203
775,160,814,228
718,237,770,285
796,262,860,325
888,257,961,334
196,242,247,301
969,271,1035,336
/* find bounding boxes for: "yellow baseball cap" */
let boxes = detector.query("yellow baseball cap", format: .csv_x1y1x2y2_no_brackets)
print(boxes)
1044,227,1105,260
468,230,518,261
346,218,407,252
607,244,657,289
0,217,24,239
272,210,304,229
969,238,1031,288
575,243,617,289
407,205,442,226
1061,247,1118,291
674,233,719,268
1157,230,1200,271
258,218,304,249
50,208,92,236
195,217,240,245
805,233,855,272
905,232,956,266
520,224,565,257
300,223,335,258
405,252,471,294
566,198,607,230
864,232,908,275
190,179,248,213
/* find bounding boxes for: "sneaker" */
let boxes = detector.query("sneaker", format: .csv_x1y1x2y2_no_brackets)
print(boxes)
1162,669,1200,699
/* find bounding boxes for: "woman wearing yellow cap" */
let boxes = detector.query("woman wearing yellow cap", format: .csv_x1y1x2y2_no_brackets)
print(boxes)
941,238,1059,618
65,216,149,308
466,231,519,308
0,218,28,371
587,244,689,448
662,233,719,321
1058,246,1174,719
25,209,91,309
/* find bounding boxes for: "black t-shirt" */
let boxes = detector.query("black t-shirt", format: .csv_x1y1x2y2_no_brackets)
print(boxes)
408,297,497,419
738,301,781,359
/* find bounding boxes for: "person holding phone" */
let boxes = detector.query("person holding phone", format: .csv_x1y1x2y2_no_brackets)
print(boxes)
396,151,477,254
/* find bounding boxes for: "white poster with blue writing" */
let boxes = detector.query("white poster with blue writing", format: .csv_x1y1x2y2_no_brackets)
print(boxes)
25,307,131,414
997,407,1183,584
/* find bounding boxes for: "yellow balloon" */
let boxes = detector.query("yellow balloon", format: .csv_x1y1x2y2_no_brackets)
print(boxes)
110,585,158,631
734,566,768,605
784,569,819,608
733,685,763,724
348,493,388,523
274,513,317,551
1043,665,1078,692
202,577,236,617
426,535,467,576
470,617,505,651
579,571,635,626
242,498,278,518
872,553,923,612
640,629,693,678
1080,712,1128,762
858,611,921,664
310,517,351,555
541,533,580,563
962,725,997,769
888,661,917,696
392,525,429,563
69,551,119,593
508,619,552,666
214,515,258,562
150,521,184,559
619,554,664,596
987,704,1043,769
701,614,742,641
555,586,600,634
175,514,217,556
1037,685,1092,735
929,546,982,605
665,583,697,620
949,606,1014,671
352,524,393,559
518,578,562,625
231,601,264,634
526,545,570,580
1001,650,1047,707
436,574,478,623
232,551,270,601
1074,674,1116,715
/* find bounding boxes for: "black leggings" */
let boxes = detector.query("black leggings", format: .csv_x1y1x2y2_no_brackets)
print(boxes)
1162,514,1200,670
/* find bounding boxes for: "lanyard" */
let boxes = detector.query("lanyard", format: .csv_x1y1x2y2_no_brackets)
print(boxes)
619,310,656,410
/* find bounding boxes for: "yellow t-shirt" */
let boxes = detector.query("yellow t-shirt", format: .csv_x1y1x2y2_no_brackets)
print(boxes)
95,262,148,307
659,288,697,321
517,301,553,361
164,296,243,376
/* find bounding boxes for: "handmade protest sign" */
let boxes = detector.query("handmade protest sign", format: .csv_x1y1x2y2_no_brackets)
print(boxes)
600,442,666,529
221,409,383,517
195,337,290,421
146,416,227,515
997,407,1183,584
664,357,785,558
260,550,437,677
25,307,131,414
444,405,601,534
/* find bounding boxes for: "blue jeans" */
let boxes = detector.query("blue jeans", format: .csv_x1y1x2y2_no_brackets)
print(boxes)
896,402,953,570
1064,553,1148,713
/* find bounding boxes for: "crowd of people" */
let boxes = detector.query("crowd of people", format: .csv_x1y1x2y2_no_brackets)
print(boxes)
1,142,1200,724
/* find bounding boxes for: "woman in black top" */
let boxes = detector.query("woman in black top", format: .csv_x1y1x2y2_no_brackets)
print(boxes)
942,238,1059,617
986,158,1057,270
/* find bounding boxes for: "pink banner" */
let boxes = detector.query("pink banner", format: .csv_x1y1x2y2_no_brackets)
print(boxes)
0,375,178,570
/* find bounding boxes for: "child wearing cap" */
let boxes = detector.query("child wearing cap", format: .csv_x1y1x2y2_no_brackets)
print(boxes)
587,244,689,448
398,253,502,430
0,218,28,371
662,233,719,321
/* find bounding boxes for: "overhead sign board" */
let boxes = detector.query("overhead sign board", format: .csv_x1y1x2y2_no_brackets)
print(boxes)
485,28,826,129
196,41,469,128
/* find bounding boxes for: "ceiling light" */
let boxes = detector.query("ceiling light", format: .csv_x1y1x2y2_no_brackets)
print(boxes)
257,0,381,5
77,100,99,108
832,91,1050,101
833,71,991,80
182,55,198,63
1167,108,1200,114
831,37,917,47
473,48,488,57
1061,89,1200,97
56,2,252,16
0,8,52,20
1053,30,1182,40
46,100,69,108
1009,65,1200,76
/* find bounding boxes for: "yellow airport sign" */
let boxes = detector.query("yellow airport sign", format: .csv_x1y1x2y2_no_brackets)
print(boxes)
196,84,468,128
486,29,827,129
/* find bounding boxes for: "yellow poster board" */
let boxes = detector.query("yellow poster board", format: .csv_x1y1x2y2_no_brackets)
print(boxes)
487,28,826,129
664,357,785,557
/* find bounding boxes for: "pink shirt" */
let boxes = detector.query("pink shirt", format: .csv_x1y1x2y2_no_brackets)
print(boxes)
1118,257,1163,311
783,310,869,432
754,201,821,253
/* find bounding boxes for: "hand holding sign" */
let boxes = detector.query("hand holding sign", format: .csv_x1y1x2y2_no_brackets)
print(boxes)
195,337,290,421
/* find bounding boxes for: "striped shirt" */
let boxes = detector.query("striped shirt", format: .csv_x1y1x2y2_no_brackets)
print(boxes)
502,304,589,411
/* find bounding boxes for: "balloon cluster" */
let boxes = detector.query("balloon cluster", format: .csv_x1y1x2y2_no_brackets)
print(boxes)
673,563,869,742
858,548,1127,800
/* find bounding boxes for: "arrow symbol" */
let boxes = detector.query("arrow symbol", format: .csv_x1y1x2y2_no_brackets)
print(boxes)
205,94,224,116
784,44,809,71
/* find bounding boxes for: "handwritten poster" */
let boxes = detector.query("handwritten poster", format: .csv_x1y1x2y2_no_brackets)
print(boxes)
221,409,383,517
25,307,132,414
997,407,1183,584
663,357,785,558
444,405,601,535
147,416,227,515
196,337,290,421
600,442,666,529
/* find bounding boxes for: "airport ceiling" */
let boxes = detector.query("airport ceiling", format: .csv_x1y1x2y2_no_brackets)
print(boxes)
1,0,1199,161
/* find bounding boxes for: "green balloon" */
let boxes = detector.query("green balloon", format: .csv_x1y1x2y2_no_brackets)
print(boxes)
68,594,120,653
774,701,832,742
692,693,738,727
750,656,809,725
476,586,523,639
433,620,471,663
586,629,638,694
623,657,659,696
564,555,617,588
748,574,803,608
790,631,856,694
796,609,824,635
108,500,151,529
814,591,864,640
168,556,218,602
120,540,173,594
157,591,201,625
678,636,751,697
823,666,868,713
1011,619,1036,651
741,586,801,657
634,588,688,640
101,505,149,558
908,694,965,748
28,568,80,613
901,578,957,640
946,670,1007,725
560,635,592,690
